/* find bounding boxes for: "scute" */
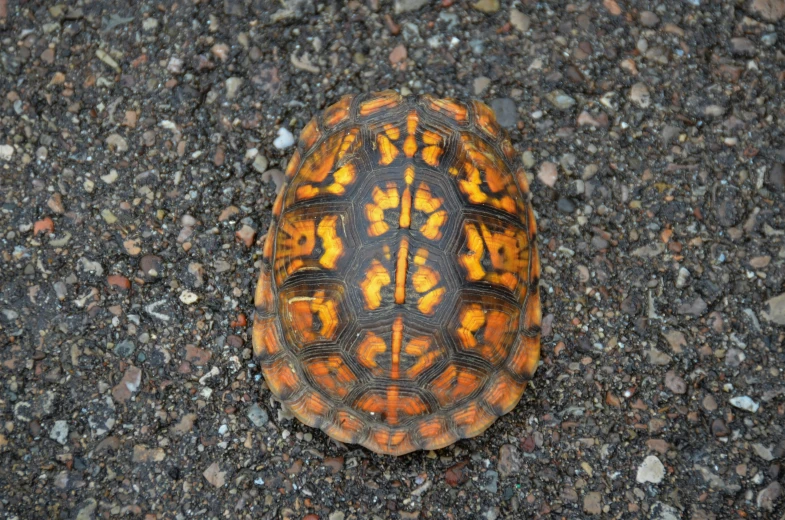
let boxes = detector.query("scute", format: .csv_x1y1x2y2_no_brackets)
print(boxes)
253,91,540,456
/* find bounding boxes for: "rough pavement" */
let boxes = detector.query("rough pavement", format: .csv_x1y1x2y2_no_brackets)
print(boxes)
1,0,784,518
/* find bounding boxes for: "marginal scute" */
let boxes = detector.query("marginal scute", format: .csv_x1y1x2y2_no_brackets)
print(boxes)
323,409,366,443
253,315,283,360
415,416,457,450
288,389,332,426
253,92,541,456
304,354,358,400
263,356,302,400
483,370,527,416
323,95,354,129
471,100,501,139
359,90,403,116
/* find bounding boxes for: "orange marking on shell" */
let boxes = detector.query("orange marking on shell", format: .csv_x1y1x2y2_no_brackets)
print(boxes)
484,164,508,193
285,149,301,179
399,187,412,229
296,184,320,201
262,224,275,261
252,315,282,358
456,305,518,365
368,428,414,455
386,386,399,425
421,145,442,167
359,90,402,116
359,260,391,310
527,204,538,239
293,130,360,201
305,355,357,399
288,299,314,342
299,133,341,183
472,100,500,138
406,110,419,135
515,168,529,195
277,219,316,259
459,223,486,281
419,210,447,240
337,128,360,160
506,334,541,379
457,303,485,349
332,163,356,187
458,178,488,205
417,418,457,450
523,285,541,331
365,183,400,237
422,131,442,146
529,241,541,280
412,265,439,293
502,139,517,163
357,332,387,374
404,165,415,185
324,410,366,443
322,95,353,129
479,223,527,286
317,215,344,269
272,186,286,217
356,391,428,424
429,364,484,407
394,238,409,304
403,336,442,378
264,357,301,399
288,390,331,426
427,97,468,122
254,268,274,312
404,112,419,154
413,183,442,213
312,293,339,339
299,118,322,150
417,287,445,315
483,371,526,415
391,316,403,379
452,402,495,437
404,135,418,158
286,290,340,345
376,133,399,166
383,123,401,141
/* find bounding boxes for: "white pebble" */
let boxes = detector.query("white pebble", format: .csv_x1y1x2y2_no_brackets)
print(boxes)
179,291,199,305
636,455,665,484
49,420,69,445
273,128,295,149
729,396,759,413
0,144,14,160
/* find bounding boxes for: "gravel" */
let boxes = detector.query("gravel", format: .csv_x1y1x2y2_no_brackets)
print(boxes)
1,0,784,518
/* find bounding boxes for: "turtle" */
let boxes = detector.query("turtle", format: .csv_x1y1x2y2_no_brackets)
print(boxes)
253,90,541,456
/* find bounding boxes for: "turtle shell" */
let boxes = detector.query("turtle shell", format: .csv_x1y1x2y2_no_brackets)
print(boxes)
253,91,540,455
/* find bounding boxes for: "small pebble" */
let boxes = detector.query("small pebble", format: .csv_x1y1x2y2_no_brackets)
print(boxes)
179,291,199,305
273,128,295,149
729,396,759,413
636,455,665,484
537,162,558,187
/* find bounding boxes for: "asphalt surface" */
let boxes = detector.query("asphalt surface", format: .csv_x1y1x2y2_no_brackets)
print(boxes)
1,0,784,519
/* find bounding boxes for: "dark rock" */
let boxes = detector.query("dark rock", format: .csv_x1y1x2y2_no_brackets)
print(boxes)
140,255,163,277
767,163,784,192
445,461,469,487
712,419,730,437
497,444,522,478
489,98,517,128
557,197,576,214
